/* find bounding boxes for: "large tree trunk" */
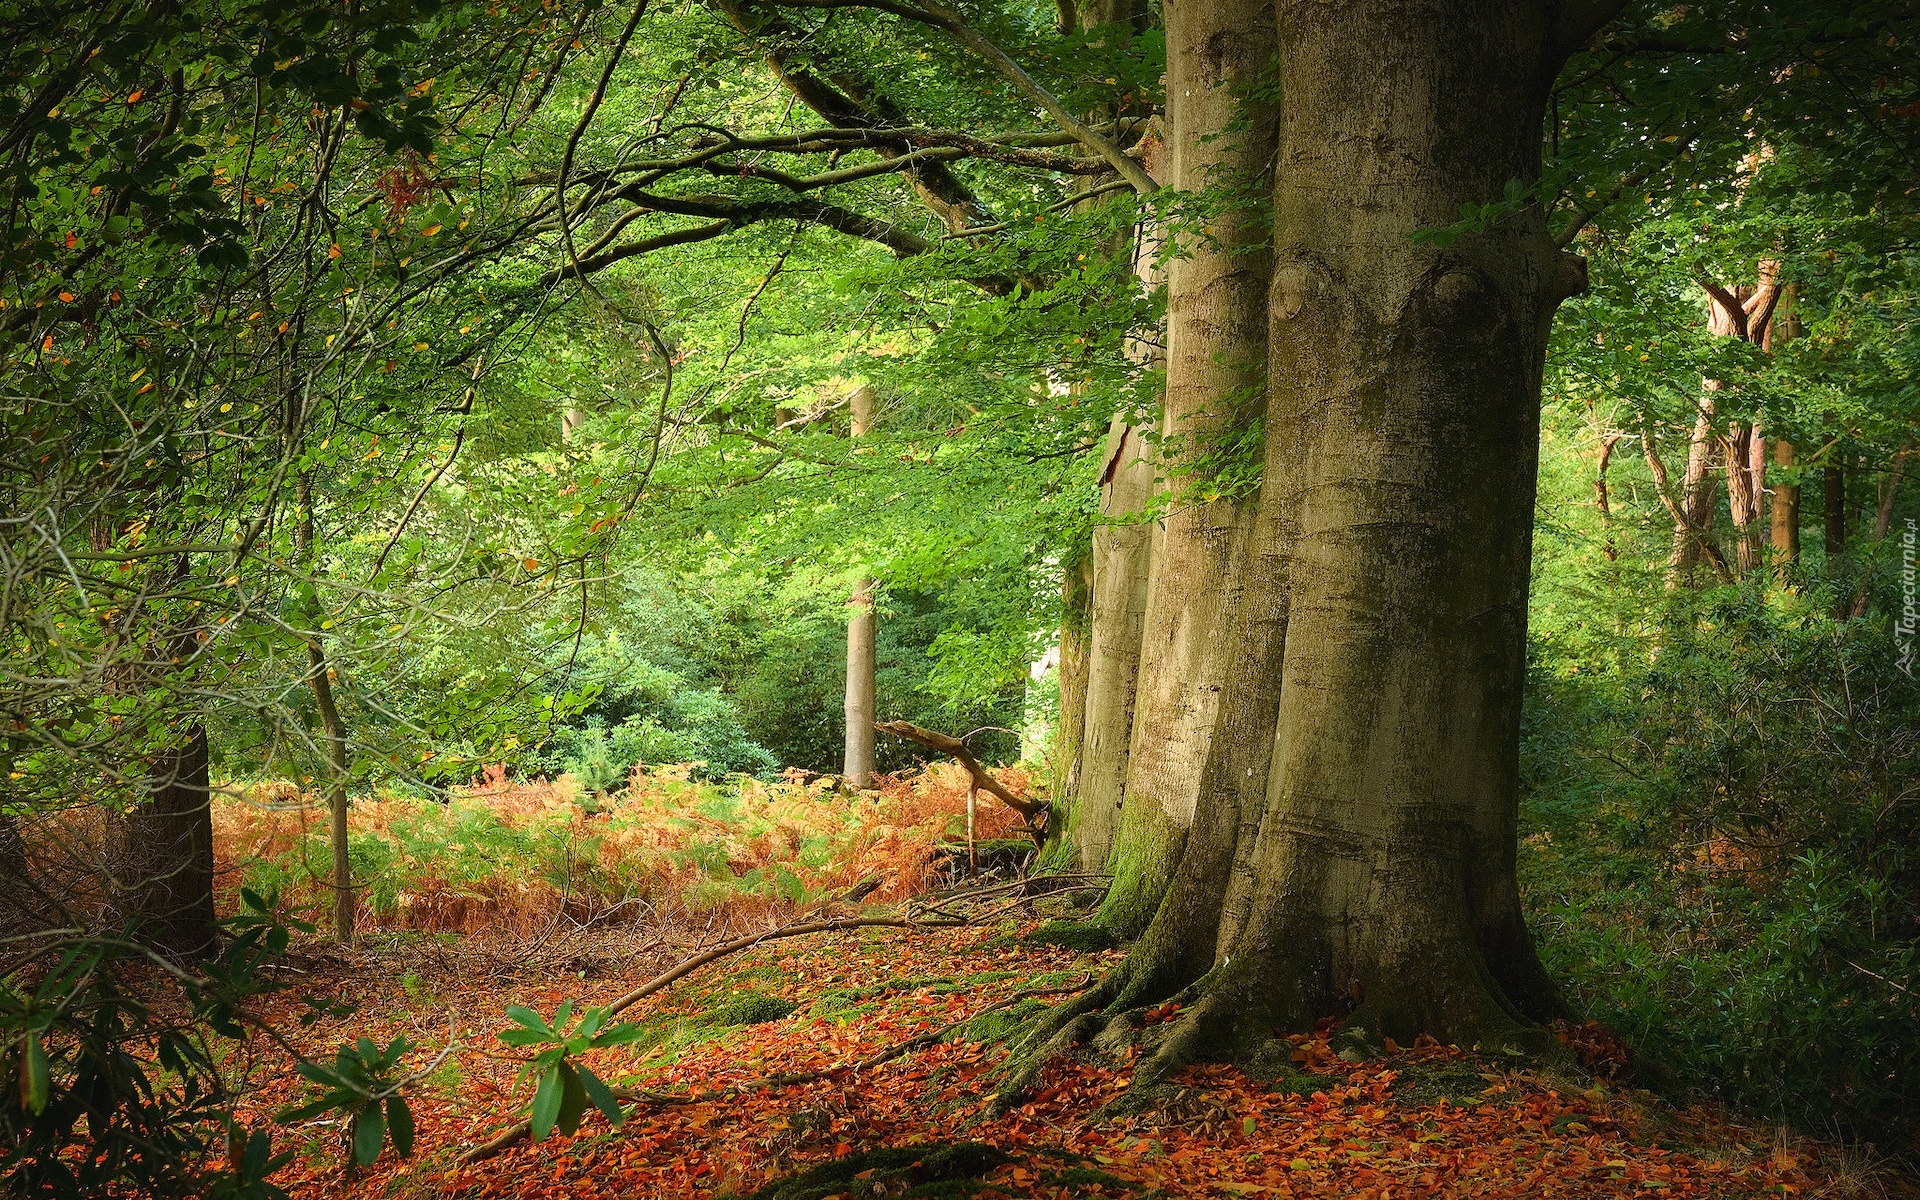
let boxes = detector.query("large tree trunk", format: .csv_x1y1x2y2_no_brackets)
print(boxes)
112,726,219,958
843,385,879,788
1027,0,1603,1082
1068,419,1155,872
1058,0,1159,873
1094,0,1277,945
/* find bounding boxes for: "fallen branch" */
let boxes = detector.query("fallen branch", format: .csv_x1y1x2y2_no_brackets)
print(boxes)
875,720,1049,848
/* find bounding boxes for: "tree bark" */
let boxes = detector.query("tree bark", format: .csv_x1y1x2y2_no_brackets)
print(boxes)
843,384,878,788
1095,0,1277,943
1053,549,1092,810
1025,0,1607,1080
1069,419,1155,873
112,726,219,958
1668,396,1722,584
297,472,355,945
1770,437,1799,574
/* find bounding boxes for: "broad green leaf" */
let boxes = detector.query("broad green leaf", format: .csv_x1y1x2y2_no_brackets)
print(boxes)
386,1095,415,1158
529,1065,562,1141
504,1005,555,1037
556,1062,586,1136
576,1063,623,1127
353,1109,386,1166
497,1029,550,1047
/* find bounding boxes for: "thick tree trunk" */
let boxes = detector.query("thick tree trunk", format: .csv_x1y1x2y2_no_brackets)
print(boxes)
1028,0,1601,1081
1095,0,1277,944
843,385,878,788
112,726,219,958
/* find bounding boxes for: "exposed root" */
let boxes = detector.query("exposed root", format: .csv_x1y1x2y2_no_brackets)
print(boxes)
989,949,1195,1113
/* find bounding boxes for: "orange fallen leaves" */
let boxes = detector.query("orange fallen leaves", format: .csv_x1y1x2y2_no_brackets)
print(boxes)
236,922,1842,1200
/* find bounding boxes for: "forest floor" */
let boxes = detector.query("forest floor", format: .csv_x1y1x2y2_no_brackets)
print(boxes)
237,913,1878,1200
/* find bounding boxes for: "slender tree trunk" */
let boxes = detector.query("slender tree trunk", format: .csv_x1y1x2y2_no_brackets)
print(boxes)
1070,419,1155,872
1668,397,1722,583
1726,419,1764,576
1849,438,1915,618
1053,550,1092,810
296,472,354,945
113,726,219,958
1595,432,1622,561
1771,437,1800,574
843,385,878,788
1824,456,1848,560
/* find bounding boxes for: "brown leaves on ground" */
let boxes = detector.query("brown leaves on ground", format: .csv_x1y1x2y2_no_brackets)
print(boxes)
242,923,1847,1200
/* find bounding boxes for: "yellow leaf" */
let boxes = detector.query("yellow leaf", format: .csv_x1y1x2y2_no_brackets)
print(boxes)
420,224,441,237
328,243,342,258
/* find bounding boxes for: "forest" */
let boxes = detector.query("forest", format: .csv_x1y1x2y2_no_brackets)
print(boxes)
1,0,1916,1195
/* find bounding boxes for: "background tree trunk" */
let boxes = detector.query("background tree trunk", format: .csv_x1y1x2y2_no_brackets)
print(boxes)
843,384,878,788
1053,549,1092,812
1771,437,1800,573
1070,419,1155,872
112,726,218,958
1824,455,1848,560
1668,397,1722,583
297,472,355,945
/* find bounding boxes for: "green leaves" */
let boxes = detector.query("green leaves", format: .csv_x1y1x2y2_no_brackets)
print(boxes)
497,1001,642,1141
18,1032,49,1116
276,1036,418,1168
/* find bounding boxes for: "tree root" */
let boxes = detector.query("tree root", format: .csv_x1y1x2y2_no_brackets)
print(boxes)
988,949,1196,1113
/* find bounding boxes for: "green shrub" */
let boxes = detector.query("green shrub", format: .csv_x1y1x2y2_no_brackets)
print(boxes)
1521,587,1920,1147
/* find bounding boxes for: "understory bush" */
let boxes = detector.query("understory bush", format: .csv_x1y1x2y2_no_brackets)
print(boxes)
213,762,1032,935
1521,586,1920,1151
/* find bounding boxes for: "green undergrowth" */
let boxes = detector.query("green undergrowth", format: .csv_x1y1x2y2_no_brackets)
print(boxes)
1021,919,1119,953
618,983,798,1068
731,1142,1011,1200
